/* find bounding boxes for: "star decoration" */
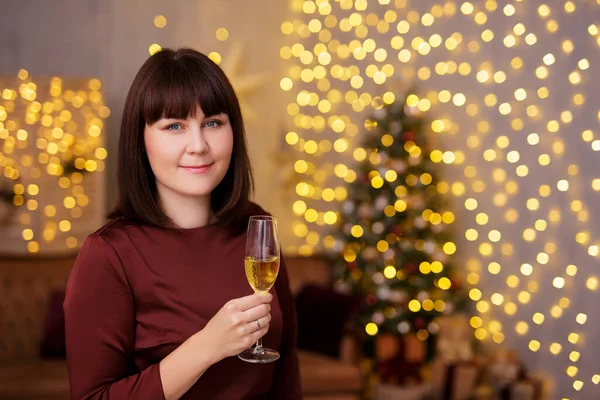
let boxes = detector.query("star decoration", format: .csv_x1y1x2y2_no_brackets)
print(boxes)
219,41,266,122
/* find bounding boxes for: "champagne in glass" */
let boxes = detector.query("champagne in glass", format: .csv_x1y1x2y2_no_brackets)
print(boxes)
238,215,281,363
245,256,280,293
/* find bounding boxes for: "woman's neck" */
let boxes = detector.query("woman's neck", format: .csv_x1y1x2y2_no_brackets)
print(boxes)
157,185,216,229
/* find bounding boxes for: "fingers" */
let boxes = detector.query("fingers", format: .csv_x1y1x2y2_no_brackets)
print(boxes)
241,302,271,322
243,313,272,335
249,323,269,344
227,293,272,312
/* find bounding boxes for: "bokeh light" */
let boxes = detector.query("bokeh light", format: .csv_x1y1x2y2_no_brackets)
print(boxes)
0,73,107,254
282,0,600,397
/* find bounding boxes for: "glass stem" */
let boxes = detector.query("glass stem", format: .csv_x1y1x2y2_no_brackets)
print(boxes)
254,337,264,354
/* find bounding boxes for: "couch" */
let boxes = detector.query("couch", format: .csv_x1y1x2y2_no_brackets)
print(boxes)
0,254,362,400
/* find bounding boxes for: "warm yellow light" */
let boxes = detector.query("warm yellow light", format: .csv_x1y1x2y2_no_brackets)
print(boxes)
408,300,421,312
469,288,482,301
22,229,34,241
568,333,580,344
351,225,364,237
365,322,378,336
532,313,545,325
215,28,229,41
504,302,517,316
384,266,396,279
431,261,443,274
470,316,482,328
460,2,474,15
501,275,518,290
474,328,488,340
491,293,504,306
280,78,293,91
476,300,490,313
515,321,528,335
570,351,581,362
529,340,541,352
465,229,478,241
59,220,71,232
503,4,515,16
438,277,451,290
521,264,533,276
488,262,501,275
149,43,162,55
27,242,39,253
467,272,480,285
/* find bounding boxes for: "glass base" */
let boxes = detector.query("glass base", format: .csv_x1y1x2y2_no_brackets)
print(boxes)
238,347,280,363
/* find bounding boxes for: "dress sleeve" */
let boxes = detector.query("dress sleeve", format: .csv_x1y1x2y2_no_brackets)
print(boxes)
63,234,165,400
268,255,303,399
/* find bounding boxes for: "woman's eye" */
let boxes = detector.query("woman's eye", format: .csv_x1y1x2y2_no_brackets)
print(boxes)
166,123,182,131
205,120,221,128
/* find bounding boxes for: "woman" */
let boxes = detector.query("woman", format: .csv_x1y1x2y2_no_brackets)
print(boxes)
63,48,302,399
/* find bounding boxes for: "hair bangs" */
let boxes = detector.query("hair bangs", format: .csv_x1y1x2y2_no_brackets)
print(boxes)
141,57,232,125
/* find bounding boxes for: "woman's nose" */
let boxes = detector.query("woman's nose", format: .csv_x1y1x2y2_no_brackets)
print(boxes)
187,127,209,154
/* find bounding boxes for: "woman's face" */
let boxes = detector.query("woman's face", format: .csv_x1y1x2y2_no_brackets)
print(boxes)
144,105,233,203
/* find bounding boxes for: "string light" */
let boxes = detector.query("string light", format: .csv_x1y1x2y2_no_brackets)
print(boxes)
283,1,599,395
0,73,107,254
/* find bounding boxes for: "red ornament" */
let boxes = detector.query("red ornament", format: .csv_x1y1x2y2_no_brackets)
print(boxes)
403,131,414,142
366,294,378,306
347,261,357,270
414,317,426,329
404,263,417,274
392,225,404,236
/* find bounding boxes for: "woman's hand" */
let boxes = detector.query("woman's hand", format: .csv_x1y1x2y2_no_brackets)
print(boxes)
199,293,272,364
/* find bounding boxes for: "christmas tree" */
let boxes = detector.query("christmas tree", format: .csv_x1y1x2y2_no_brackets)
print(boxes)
332,91,465,364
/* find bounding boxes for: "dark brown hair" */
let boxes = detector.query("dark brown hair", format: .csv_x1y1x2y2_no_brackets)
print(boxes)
109,48,254,227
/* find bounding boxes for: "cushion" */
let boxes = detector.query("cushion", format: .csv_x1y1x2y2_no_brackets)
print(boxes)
295,285,360,359
0,360,70,399
298,350,362,394
40,290,66,359
285,255,332,295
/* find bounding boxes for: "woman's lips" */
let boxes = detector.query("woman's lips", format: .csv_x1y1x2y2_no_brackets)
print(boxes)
180,163,213,174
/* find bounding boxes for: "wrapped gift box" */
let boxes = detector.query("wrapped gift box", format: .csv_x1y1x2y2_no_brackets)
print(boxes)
473,376,546,400
376,332,425,384
374,383,433,400
431,358,481,400
510,377,545,400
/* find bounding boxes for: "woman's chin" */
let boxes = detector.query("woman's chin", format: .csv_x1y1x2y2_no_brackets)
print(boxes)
180,189,214,198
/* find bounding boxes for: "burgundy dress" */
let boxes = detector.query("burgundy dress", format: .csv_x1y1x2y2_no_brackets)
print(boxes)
63,204,302,399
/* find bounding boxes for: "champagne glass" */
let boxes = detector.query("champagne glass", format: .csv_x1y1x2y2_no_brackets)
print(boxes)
238,215,281,363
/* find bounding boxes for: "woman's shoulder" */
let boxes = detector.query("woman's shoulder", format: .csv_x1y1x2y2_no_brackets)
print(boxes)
88,217,137,240
69,220,135,290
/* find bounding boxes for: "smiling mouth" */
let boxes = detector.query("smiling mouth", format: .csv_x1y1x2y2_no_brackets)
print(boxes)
180,163,214,173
